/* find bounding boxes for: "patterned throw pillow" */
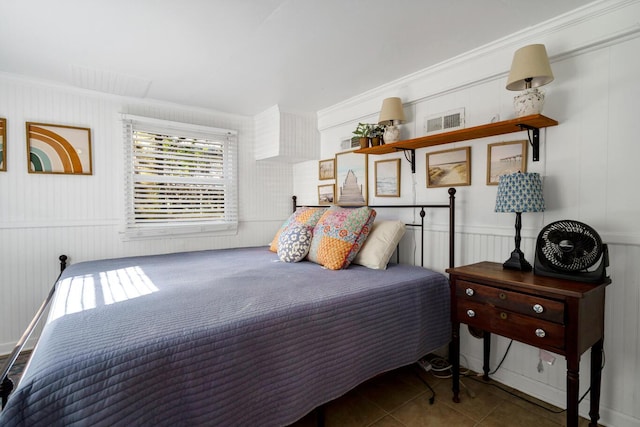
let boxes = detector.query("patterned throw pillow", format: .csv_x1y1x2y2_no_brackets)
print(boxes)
307,206,376,270
270,207,327,252
277,225,313,262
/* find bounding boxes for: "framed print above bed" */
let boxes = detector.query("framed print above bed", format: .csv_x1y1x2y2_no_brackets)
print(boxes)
335,150,368,206
426,146,471,188
319,158,335,180
26,122,92,175
318,184,335,205
0,118,6,171
374,159,400,197
486,140,527,185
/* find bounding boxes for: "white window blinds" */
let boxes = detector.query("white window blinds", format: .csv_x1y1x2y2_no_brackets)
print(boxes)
123,115,238,238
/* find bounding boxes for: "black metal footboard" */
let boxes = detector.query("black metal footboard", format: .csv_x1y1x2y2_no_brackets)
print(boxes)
0,255,67,409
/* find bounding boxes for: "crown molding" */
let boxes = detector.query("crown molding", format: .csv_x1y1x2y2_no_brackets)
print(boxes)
317,0,640,131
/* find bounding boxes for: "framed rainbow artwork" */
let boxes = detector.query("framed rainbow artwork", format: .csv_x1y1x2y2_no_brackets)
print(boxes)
26,122,92,175
0,118,6,172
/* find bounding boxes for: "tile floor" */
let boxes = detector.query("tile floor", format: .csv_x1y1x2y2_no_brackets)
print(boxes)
288,364,600,427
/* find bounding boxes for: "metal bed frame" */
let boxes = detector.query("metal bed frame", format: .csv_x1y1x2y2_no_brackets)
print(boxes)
1,188,456,418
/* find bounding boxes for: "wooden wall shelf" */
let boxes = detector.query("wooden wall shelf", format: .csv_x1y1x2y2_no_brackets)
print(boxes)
354,114,558,157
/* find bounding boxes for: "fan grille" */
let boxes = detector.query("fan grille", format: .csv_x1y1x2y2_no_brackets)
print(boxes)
536,220,603,272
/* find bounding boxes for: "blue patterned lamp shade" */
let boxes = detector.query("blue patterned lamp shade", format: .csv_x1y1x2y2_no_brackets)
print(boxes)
495,172,545,213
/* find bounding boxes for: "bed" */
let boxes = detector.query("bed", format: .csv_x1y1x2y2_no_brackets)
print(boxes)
0,190,456,426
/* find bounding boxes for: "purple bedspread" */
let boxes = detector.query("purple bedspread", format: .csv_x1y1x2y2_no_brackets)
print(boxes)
0,247,450,426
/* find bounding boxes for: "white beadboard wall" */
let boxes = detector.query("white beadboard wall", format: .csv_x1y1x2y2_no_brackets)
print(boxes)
297,1,640,426
0,74,295,352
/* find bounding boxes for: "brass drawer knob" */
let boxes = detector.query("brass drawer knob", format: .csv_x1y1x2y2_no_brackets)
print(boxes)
533,304,544,314
499,292,507,300
465,288,474,296
500,312,507,320
466,309,476,318
535,328,546,338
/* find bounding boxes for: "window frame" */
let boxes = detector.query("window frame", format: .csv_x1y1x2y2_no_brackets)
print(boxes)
122,114,238,239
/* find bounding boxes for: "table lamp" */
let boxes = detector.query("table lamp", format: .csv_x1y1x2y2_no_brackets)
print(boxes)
378,97,406,143
506,44,554,117
495,172,545,271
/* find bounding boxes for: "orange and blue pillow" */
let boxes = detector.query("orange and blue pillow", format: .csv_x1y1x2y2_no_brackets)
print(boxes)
307,206,376,270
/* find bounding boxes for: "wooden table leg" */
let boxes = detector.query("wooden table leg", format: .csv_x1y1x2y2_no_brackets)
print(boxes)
451,322,460,403
566,356,580,427
483,331,491,381
589,340,603,427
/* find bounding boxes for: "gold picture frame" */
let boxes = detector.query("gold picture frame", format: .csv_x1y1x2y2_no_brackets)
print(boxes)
26,122,92,175
374,159,400,197
335,150,368,206
426,146,471,188
486,140,528,185
0,118,6,172
319,158,335,180
318,184,335,205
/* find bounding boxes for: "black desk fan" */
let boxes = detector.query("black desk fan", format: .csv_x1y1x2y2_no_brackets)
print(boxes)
534,220,609,283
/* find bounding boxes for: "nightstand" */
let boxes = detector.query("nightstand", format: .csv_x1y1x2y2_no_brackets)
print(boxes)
446,261,610,427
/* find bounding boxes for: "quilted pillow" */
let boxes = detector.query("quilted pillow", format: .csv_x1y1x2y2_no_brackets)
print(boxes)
352,220,406,269
270,207,327,252
307,206,376,270
278,225,313,262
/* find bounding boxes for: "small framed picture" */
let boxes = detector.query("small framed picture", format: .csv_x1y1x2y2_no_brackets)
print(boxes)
26,122,92,175
486,140,528,185
0,118,6,172
426,147,471,188
335,150,368,206
318,184,335,205
318,158,335,180
375,159,400,197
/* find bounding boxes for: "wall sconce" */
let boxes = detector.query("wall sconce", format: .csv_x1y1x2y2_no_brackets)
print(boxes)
495,172,545,271
506,44,554,118
378,97,406,143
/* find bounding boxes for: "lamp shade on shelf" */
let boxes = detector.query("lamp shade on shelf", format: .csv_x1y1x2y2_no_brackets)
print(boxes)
495,172,545,213
506,44,554,118
378,97,406,143
506,44,554,91
378,97,406,125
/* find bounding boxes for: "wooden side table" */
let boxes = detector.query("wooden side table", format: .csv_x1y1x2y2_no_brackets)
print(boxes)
447,262,610,427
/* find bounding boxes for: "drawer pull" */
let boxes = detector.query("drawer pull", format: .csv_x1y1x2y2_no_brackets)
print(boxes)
533,304,544,314
465,288,474,296
466,309,476,318
535,328,546,338
499,292,507,300
500,312,508,320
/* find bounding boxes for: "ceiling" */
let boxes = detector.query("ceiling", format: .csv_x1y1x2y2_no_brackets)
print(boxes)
0,0,587,116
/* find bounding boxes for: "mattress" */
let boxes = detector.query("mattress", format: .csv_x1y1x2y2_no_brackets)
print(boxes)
0,246,450,426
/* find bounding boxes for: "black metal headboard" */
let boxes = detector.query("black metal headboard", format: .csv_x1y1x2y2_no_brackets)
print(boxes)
292,187,456,269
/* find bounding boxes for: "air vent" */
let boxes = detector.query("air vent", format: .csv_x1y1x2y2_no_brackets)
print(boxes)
424,108,465,135
340,136,360,150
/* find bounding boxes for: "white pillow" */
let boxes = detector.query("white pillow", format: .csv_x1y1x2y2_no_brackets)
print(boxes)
352,220,406,269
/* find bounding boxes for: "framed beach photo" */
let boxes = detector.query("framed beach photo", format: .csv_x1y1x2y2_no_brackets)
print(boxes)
486,140,527,185
426,146,471,188
26,122,92,175
0,118,6,171
318,158,335,180
318,184,335,205
335,150,368,206
375,159,400,197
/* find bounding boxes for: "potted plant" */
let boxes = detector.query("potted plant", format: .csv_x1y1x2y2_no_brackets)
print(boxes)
370,125,385,146
352,123,372,149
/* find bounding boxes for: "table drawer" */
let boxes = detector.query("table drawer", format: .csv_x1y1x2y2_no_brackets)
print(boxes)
456,280,565,324
457,300,565,351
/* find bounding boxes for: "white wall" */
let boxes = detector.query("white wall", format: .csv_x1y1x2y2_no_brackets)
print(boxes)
297,1,640,425
0,74,294,353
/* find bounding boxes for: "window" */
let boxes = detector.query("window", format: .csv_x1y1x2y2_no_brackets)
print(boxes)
122,115,238,238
